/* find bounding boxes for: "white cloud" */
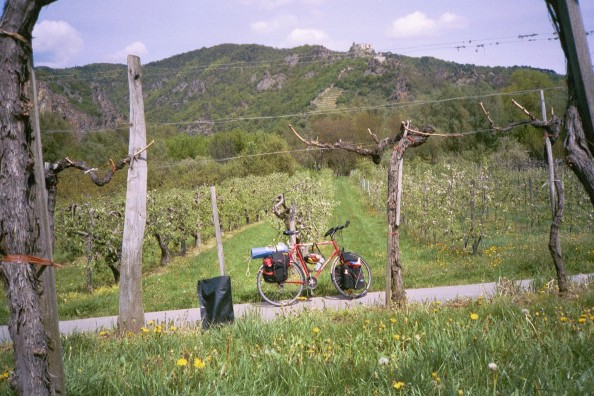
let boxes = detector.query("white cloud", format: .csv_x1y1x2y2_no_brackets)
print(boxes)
438,12,467,29
386,11,466,39
33,20,83,68
284,28,329,46
238,0,293,10
251,14,297,33
106,41,149,64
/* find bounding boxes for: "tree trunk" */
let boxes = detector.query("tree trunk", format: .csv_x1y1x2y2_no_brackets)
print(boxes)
193,227,202,249
155,233,171,267
107,262,121,284
564,104,594,206
86,209,95,293
549,176,568,293
0,1,58,394
385,124,433,307
387,149,406,307
180,239,187,256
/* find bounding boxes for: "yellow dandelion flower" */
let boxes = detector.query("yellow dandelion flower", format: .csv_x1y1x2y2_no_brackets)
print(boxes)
141,327,149,333
177,358,188,367
431,372,438,379
577,317,586,324
170,326,177,332
470,313,479,321
148,320,154,326
365,319,370,325
0,371,9,381
313,327,320,334
392,381,405,390
193,358,206,369
393,334,401,341
390,318,397,324
560,316,568,323
99,331,106,336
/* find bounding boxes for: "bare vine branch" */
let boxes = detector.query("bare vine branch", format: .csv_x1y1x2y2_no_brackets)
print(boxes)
479,101,561,142
289,124,394,164
46,139,155,186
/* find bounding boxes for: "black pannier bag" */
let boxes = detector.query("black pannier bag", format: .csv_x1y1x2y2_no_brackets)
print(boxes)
341,252,365,290
262,252,290,283
334,264,344,289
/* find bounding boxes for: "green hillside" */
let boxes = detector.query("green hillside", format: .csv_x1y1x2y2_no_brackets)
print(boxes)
36,43,565,135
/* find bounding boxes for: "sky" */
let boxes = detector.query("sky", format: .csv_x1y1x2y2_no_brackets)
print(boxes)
9,0,594,73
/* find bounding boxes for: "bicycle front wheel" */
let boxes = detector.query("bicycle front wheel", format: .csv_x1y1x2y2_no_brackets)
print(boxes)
257,262,305,306
330,253,372,299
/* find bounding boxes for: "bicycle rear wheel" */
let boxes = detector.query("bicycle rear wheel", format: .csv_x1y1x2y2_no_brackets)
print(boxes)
257,262,305,306
330,253,372,299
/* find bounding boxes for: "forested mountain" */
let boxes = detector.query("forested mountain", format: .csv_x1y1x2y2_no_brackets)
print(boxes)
35,43,564,135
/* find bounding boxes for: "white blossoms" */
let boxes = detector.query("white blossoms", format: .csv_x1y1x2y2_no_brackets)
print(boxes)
488,362,498,371
378,357,390,366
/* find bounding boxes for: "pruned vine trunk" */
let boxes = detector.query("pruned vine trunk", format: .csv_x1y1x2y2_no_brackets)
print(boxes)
386,123,434,307
564,104,594,206
386,152,406,307
546,0,594,207
272,193,297,245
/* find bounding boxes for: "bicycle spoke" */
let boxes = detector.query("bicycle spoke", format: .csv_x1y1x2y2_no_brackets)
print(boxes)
257,262,304,306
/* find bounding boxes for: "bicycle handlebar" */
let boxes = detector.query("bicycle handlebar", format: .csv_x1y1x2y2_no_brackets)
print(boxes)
283,220,350,239
323,220,350,238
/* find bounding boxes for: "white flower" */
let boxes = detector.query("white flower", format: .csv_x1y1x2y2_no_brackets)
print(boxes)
521,308,530,316
378,357,389,366
488,362,498,371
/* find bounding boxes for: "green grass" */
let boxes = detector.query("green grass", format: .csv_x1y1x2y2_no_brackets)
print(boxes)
2,284,592,395
1,176,593,323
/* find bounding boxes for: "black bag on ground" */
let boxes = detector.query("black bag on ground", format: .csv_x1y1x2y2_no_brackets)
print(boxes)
197,275,234,330
262,252,290,283
341,252,365,290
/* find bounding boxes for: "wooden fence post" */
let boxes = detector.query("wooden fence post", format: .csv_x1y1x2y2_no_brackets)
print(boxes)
30,62,66,395
119,55,148,333
210,186,226,275
541,90,557,218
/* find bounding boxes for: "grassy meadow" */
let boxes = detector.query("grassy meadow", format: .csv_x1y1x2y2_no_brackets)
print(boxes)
1,283,593,394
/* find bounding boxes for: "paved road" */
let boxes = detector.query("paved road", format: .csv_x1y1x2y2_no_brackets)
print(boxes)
1,274,591,343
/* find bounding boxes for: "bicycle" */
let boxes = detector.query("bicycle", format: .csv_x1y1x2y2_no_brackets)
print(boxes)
254,220,372,307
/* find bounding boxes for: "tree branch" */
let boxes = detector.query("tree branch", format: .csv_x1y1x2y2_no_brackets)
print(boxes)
288,124,393,164
479,101,561,142
45,140,155,187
